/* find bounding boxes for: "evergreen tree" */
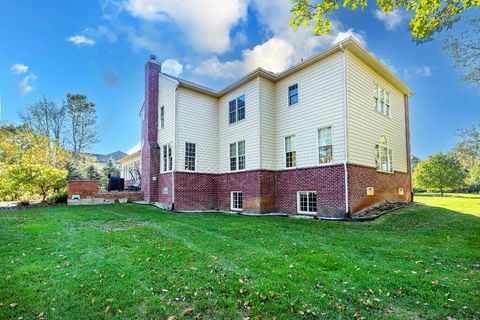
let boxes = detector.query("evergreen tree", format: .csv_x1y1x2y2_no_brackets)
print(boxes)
102,159,120,177
86,165,101,180
66,161,83,180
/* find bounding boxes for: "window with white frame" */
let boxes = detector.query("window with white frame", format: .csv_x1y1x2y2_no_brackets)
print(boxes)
297,191,317,214
228,95,246,124
160,106,165,129
162,144,173,172
231,191,243,211
285,135,296,168
185,142,196,171
288,84,298,106
373,83,391,117
318,126,333,164
230,141,245,171
375,136,393,173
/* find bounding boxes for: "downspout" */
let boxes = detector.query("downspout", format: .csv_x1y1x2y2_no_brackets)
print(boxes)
340,44,350,215
172,85,179,210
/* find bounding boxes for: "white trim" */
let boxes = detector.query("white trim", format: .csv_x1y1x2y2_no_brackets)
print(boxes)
317,125,333,164
284,135,296,169
341,45,350,214
184,141,197,172
296,191,318,215
230,191,243,211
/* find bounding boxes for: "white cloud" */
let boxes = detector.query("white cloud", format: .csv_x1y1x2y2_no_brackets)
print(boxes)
18,73,37,95
374,9,406,31
84,25,118,43
162,59,183,76
191,1,365,80
67,35,96,46
404,65,432,78
126,0,248,53
332,29,366,46
127,142,141,154
10,64,29,74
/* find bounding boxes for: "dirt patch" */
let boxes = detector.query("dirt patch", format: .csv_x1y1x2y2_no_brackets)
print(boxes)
98,221,151,232
354,201,417,219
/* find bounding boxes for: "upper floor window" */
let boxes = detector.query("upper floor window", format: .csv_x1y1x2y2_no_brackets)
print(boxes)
288,84,298,106
318,126,333,164
160,106,165,129
285,135,296,168
375,136,393,173
228,95,246,124
230,141,245,171
185,142,196,171
162,144,173,172
373,83,391,117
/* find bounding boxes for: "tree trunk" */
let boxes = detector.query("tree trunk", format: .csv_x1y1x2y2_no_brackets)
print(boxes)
440,189,444,197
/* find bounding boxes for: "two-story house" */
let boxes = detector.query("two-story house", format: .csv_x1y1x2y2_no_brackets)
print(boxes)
140,37,413,216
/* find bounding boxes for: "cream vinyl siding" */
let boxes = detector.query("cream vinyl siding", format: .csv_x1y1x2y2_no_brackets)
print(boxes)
259,77,276,170
346,51,408,173
275,52,346,169
158,75,177,172
218,78,260,172
177,87,219,173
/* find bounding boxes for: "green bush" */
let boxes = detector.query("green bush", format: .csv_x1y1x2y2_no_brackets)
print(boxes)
17,200,30,206
47,188,68,204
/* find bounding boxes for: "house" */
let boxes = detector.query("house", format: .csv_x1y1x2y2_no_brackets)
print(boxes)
140,36,413,216
117,150,141,187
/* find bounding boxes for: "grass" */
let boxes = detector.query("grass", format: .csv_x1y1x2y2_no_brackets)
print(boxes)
415,192,480,216
0,195,479,319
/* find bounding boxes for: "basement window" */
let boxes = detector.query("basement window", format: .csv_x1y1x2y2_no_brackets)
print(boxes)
231,191,243,211
297,191,317,214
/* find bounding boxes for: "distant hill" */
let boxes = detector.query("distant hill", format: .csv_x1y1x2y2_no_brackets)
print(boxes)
88,151,127,164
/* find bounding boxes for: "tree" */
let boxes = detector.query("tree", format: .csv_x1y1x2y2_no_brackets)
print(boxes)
66,161,83,180
65,94,98,160
444,18,480,86
19,96,66,143
100,159,120,191
0,126,71,201
451,121,480,190
289,0,480,43
102,159,120,177
86,165,101,180
411,155,421,171
414,153,466,196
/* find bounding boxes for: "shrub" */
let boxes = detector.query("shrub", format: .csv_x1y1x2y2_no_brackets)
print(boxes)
47,188,68,204
17,200,30,206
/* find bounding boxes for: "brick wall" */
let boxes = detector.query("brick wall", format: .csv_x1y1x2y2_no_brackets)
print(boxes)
67,180,143,202
67,180,99,199
158,173,174,208
174,172,217,211
348,164,411,213
141,58,161,202
275,165,346,216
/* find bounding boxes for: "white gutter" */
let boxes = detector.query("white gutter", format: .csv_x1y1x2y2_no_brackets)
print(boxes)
340,44,350,215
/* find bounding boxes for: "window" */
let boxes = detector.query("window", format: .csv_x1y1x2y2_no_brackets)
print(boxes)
230,141,246,171
375,136,393,173
297,191,317,214
185,142,196,171
285,135,296,168
228,95,246,124
162,144,173,172
231,191,243,211
160,106,165,129
373,83,391,117
318,127,333,164
288,84,298,106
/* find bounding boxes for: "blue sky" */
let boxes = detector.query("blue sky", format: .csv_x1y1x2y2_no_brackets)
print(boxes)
0,1,478,159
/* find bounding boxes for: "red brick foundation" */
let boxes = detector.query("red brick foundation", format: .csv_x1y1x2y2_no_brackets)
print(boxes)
275,165,346,215
347,164,411,213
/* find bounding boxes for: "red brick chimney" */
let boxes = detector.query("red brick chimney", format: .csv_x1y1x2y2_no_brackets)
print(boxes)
141,55,161,202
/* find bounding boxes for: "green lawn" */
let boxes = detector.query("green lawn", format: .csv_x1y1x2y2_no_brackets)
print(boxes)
0,196,479,319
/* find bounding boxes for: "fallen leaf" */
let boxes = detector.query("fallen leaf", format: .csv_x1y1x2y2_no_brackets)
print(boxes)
104,306,110,314
336,305,346,311
167,315,176,320
182,307,193,316
10,302,17,308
